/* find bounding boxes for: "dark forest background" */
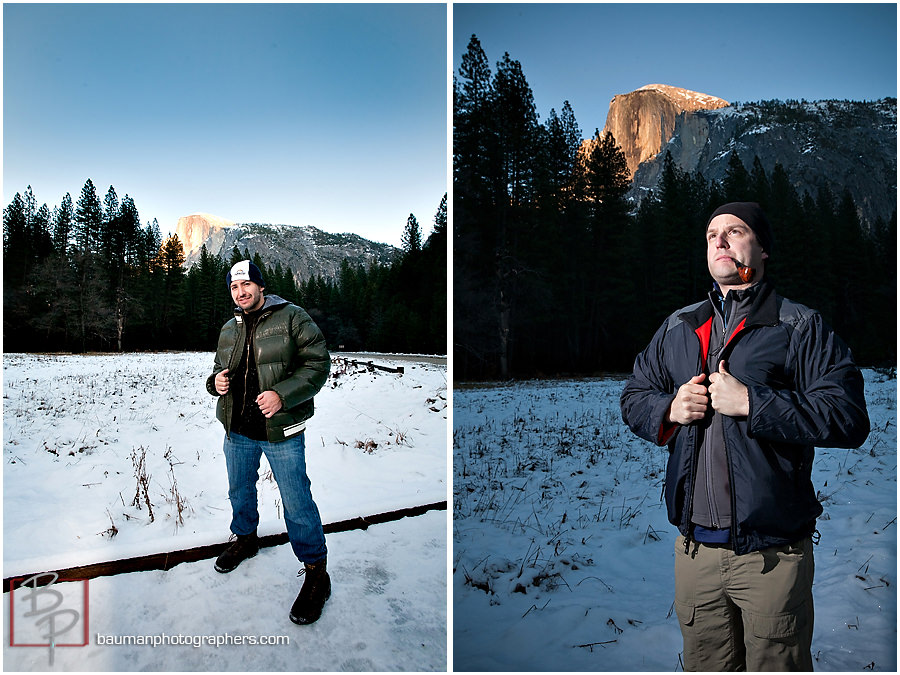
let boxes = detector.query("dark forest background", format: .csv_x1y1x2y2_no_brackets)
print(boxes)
3,180,447,356
454,36,897,381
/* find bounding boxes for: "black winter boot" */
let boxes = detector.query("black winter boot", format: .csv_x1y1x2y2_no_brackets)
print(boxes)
214,532,259,573
289,559,331,625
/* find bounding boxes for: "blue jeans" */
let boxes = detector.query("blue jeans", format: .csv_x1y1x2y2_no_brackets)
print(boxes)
223,432,327,564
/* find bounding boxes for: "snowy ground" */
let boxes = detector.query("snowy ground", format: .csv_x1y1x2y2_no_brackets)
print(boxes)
3,352,447,671
5,510,445,671
453,369,897,672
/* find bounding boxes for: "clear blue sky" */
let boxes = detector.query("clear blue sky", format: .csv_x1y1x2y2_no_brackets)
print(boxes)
454,3,897,135
4,3,448,247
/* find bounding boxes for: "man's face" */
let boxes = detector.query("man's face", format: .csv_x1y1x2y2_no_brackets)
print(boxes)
706,214,768,288
230,279,265,312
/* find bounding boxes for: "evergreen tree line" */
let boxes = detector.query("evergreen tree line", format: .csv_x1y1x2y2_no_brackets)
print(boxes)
4,179,447,355
454,35,896,380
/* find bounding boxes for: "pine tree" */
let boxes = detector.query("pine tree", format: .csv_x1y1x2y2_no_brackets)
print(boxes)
52,193,74,256
402,213,422,254
109,195,142,350
32,203,53,262
492,52,539,208
74,179,103,254
723,152,751,202
832,188,868,355
132,219,162,278
156,234,186,274
3,193,28,285
454,36,498,377
252,251,265,279
541,101,582,208
432,193,447,236
70,248,116,352
189,244,231,348
23,186,37,264
584,130,630,216
3,193,26,255
27,254,79,348
280,265,298,303
580,129,632,369
424,194,448,353
152,234,187,346
454,35,494,212
101,185,120,264
750,156,770,210
490,51,542,377
766,163,805,298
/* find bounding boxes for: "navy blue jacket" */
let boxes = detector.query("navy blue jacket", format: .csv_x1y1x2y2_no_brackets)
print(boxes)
620,281,869,554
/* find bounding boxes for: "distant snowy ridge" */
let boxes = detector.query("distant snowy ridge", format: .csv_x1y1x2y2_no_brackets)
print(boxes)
626,95,897,227
634,83,729,111
174,213,398,283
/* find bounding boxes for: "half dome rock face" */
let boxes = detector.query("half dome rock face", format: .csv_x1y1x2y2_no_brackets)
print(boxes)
172,215,399,285
601,84,730,178
175,213,235,257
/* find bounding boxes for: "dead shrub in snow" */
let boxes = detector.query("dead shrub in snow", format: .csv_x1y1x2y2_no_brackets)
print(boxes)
130,446,154,522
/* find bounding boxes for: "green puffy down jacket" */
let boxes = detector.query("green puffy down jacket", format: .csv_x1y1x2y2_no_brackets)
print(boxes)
206,294,331,443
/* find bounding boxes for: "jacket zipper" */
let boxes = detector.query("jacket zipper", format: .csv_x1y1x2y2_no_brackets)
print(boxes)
223,316,245,438
707,309,729,530
684,335,706,554
226,307,273,437
243,323,252,398
685,423,699,555
241,309,274,435
718,319,750,550
722,419,739,546
686,300,739,552
705,420,721,528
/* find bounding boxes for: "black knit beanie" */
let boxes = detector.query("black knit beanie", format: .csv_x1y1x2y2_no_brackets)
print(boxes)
706,202,774,256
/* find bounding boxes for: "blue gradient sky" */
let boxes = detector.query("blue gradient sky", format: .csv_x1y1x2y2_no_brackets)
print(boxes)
4,3,447,246
454,3,897,136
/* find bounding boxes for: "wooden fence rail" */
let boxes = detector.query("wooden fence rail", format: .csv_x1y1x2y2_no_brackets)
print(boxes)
4,500,445,592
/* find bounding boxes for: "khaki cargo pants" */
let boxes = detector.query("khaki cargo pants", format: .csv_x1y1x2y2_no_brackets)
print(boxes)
674,535,814,671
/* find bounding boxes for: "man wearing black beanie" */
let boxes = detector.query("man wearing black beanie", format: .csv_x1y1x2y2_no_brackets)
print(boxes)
621,203,869,670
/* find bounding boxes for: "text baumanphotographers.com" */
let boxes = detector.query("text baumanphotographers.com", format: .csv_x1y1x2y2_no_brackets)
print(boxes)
95,633,290,648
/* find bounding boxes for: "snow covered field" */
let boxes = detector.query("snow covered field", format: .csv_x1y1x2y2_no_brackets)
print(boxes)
3,351,447,670
453,369,896,671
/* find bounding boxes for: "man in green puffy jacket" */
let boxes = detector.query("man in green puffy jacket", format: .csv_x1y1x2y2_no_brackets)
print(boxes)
206,260,332,625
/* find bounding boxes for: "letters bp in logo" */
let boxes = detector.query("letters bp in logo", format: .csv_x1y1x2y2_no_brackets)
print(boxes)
9,573,89,664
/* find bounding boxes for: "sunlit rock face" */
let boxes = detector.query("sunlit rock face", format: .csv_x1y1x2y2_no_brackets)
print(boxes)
174,213,399,284
175,213,235,257
626,96,897,228
599,84,730,178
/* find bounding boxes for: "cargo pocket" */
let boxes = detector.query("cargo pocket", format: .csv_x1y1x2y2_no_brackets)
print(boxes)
744,601,814,670
674,600,696,628
745,610,800,640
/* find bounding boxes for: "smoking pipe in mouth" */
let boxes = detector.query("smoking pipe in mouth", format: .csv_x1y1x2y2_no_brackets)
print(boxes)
730,257,755,283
